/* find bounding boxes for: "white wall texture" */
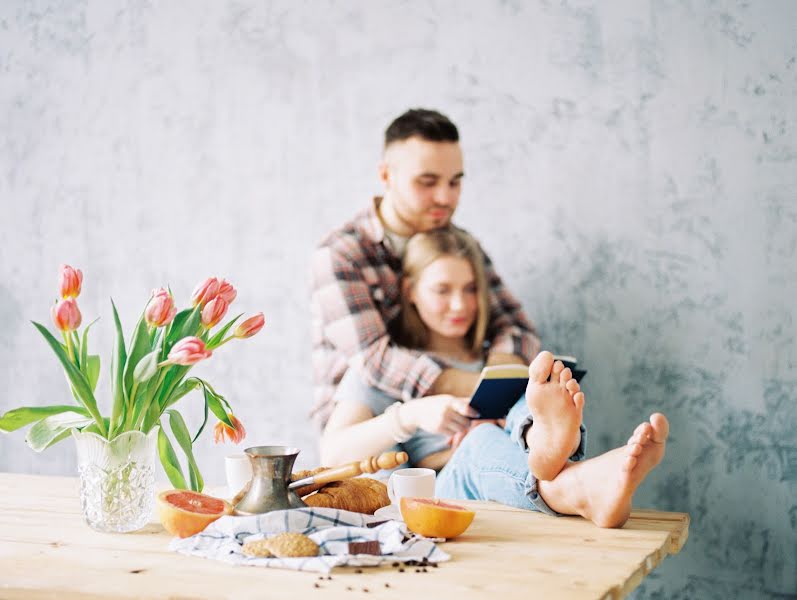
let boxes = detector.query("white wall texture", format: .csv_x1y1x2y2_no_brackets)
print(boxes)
1,2,795,598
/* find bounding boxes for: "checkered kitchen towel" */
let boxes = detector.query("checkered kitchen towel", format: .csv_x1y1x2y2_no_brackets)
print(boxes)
169,507,450,573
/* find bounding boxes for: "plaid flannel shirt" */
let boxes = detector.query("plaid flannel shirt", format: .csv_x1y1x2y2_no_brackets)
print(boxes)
310,198,540,430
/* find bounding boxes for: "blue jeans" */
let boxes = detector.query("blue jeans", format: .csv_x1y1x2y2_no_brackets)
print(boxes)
436,397,587,516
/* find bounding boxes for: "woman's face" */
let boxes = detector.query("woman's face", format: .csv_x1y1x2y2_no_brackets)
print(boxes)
409,256,478,341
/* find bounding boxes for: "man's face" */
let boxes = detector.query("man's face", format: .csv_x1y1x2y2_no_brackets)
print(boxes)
381,137,464,233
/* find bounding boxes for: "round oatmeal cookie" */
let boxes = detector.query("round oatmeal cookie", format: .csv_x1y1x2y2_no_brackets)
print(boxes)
266,532,319,558
241,539,274,558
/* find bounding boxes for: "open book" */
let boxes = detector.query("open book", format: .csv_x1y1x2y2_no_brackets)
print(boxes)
468,356,587,420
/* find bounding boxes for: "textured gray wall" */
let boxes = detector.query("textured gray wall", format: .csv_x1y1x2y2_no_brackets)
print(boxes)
0,1,794,598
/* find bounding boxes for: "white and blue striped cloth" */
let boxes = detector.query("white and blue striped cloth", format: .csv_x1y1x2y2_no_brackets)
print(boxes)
169,507,450,573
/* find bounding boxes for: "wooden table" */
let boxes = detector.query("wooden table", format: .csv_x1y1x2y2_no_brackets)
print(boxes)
0,473,688,599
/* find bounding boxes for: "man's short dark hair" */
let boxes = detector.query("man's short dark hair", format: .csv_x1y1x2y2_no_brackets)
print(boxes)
384,108,459,147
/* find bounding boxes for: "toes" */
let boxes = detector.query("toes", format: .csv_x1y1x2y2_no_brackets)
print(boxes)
573,391,585,412
633,422,652,443
623,455,637,472
627,442,643,457
550,360,564,383
649,413,670,443
528,351,555,384
566,379,580,394
559,367,573,388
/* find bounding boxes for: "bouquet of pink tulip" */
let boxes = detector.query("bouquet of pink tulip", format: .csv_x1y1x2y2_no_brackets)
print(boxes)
0,265,265,492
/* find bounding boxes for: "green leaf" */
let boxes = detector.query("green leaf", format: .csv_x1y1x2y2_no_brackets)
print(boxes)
0,405,90,433
193,381,210,444
164,306,201,357
156,365,190,411
32,321,106,437
86,355,101,392
199,380,233,428
26,412,93,451
124,316,153,398
110,300,128,433
206,313,243,349
133,350,159,384
163,377,201,411
79,317,99,380
167,410,204,492
81,418,110,436
142,391,163,433
158,427,187,489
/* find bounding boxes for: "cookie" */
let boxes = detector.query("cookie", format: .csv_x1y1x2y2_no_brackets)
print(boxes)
241,539,274,558
266,532,319,558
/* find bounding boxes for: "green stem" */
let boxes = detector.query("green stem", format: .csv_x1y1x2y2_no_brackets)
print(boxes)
63,332,76,365
215,335,235,348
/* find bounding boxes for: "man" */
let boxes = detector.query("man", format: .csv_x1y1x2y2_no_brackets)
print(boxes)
310,108,540,431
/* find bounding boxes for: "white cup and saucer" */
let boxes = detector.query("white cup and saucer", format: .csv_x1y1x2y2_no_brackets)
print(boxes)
374,467,436,521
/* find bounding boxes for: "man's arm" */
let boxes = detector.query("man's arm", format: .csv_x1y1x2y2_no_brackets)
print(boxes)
311,243,443,402
480,245,540,364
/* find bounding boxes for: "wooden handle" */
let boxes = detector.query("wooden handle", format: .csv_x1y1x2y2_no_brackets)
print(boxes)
292,451,409,492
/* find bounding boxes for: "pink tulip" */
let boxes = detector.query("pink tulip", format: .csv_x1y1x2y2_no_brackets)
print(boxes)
201,296,228,329
59,265,83,299
166,337,212,366
51,298,82,332
144,288,177,328
213,413,246,444
190,277,220,308
216,279,237,305
234,313,265,339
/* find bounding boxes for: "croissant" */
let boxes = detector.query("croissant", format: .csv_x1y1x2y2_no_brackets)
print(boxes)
302,477,390,515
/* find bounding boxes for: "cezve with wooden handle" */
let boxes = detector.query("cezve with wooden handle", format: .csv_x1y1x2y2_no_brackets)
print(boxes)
289,450,408,494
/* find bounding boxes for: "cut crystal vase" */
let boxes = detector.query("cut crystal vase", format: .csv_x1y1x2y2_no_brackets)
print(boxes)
71,428,159,533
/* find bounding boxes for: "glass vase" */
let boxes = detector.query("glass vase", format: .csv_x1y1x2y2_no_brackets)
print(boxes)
72,427,159,533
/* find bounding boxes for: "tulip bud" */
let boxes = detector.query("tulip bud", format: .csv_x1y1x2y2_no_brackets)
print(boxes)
144,288,177,328
213,413,246,444
51,298,82,332
216,279,237,305
59,264,83,299
201,296,228,329
234,313,265,339
166,337,212,366
190,277,220,308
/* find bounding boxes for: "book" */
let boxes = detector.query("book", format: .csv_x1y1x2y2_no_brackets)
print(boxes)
468,355,587,420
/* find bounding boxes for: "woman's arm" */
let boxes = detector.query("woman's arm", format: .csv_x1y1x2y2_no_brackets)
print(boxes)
320,400,402,466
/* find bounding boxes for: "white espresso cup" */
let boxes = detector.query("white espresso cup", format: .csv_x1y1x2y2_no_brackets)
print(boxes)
225,454,252,497
387,467,436,505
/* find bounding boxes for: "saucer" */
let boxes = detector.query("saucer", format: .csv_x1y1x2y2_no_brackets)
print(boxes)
374,504,403,522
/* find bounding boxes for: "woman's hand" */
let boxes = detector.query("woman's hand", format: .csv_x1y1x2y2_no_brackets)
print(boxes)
400,395,479,436
447,418,506,450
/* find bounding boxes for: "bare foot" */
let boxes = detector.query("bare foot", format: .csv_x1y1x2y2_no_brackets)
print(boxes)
539,413,670,528
524,351,585,481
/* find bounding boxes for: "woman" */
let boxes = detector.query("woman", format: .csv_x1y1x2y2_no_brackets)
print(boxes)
320,227,491,471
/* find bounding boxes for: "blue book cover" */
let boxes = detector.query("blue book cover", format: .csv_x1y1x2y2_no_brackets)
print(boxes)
468,358,586,420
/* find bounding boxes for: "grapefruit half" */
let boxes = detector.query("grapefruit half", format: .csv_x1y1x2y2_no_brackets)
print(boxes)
157,489,232,538
399,497,475,539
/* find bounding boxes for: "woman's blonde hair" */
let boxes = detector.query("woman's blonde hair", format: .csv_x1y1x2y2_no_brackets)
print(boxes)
395,228,489,354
